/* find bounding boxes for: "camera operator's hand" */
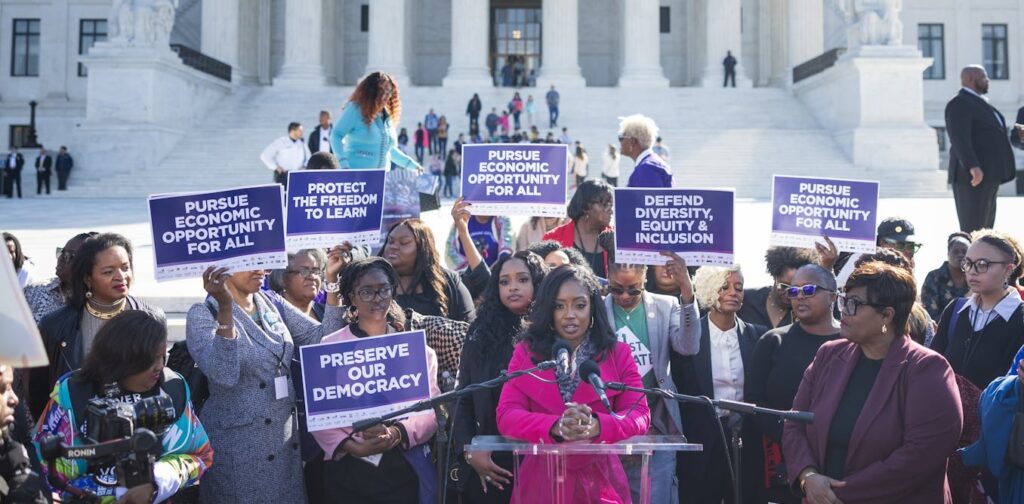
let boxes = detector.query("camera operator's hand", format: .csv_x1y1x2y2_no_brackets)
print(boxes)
119,483,154,504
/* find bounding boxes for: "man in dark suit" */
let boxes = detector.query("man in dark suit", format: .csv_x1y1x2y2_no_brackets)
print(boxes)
307,110,333,154
4,147,24,199
34,146,52,195
671,280,767,504
944,65,1016,232
55,146,73,191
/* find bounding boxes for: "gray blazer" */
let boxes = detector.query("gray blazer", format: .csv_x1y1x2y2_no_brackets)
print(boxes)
603,291,700,435
186,293,344,504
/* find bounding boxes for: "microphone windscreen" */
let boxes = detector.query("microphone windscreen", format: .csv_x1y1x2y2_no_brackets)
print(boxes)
552,339,572,358
578,359,601,382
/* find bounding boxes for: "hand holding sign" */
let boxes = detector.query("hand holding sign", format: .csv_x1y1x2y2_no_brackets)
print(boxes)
814,236,839,271
451,197,472,231
660,251,695,304
201,266,233,306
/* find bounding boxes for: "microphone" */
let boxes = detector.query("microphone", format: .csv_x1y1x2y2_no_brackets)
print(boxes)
578,360,614,415
552,339,572,377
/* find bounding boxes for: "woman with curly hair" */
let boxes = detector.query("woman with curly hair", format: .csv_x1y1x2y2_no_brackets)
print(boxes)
496,265,650,503
380,218,476,322
453,251,547,502
329,71,422,171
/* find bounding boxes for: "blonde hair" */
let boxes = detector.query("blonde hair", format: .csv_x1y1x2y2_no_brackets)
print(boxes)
617,114,658,150
906,302,931,344
693,265,743,311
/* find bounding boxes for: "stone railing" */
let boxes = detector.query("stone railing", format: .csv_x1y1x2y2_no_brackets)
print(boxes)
792,47,846,84
170,44,232,82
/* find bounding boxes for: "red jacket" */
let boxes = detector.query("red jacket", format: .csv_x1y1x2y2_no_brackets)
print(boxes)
542,220,612,276
783,336,963,504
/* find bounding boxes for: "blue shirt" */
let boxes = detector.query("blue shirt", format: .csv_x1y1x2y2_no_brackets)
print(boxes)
330,102,419,170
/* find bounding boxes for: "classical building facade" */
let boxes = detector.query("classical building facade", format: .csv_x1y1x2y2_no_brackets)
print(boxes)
0,0,1022,162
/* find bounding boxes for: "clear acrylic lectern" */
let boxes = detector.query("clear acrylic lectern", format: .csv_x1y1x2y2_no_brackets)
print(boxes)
466,435,701,504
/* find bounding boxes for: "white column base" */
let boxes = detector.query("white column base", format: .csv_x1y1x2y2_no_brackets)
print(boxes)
537,69,586,89
442,68,493,88
618,68,670,88
274,65,327,86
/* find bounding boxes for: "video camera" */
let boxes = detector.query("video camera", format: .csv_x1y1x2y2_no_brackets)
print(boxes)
40,395,175,503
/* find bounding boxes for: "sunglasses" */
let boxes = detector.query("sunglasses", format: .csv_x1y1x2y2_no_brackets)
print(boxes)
609,286,643,297
784,284,834,298
881,238,922,254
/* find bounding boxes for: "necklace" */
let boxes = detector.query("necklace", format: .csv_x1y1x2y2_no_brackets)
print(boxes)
85,298,126,320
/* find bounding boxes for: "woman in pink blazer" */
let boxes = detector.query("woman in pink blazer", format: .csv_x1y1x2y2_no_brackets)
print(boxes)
783,261,963,504
497,265,650,503
311,257,441,504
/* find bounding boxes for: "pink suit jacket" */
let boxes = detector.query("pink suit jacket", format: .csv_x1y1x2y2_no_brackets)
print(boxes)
497,341,651,504
311,325,442,459
783,335,963,504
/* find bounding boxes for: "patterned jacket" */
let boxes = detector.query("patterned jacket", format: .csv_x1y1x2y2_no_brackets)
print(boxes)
405,309,468,391
33,369,212,503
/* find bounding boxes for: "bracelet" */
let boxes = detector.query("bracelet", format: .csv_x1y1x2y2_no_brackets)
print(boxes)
324,281,340,293
216,323,232,331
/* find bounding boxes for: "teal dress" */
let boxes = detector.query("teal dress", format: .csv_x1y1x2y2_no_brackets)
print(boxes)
330,102,420,170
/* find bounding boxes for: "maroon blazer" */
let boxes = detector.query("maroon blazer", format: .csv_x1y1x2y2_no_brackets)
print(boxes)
783,336,963,504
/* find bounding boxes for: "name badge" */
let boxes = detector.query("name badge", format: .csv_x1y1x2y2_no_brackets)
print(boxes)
275,375,289,400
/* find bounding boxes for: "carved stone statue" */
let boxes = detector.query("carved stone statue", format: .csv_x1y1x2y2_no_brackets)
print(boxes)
107,0,179,49
834,0,904,47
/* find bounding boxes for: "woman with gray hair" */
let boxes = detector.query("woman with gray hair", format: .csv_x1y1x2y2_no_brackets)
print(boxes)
672,264,767,503
745,264,840,503
268,249,328,321
617,114,672,188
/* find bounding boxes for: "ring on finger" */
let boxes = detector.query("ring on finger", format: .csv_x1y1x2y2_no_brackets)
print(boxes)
484,475,492,482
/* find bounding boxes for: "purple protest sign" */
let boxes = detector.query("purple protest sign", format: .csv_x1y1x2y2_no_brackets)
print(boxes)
286,169,386,249
299,330,432,431
613,188,735,266
148,184,286,281
460,143,568,217
770,175,879,253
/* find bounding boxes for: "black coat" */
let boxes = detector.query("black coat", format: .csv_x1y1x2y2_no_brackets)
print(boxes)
466,98,482,117
28,296,164,418
1012,106,1024,150
671,316,766,499
35,155,51,172
307,124,333,153
944,89,1016,186
55,153,74,172
5,153,24,171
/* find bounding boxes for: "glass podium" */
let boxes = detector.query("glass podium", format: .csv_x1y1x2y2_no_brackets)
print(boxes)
466,435,701,504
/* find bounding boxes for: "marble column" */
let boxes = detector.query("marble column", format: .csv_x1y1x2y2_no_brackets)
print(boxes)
537,0,586,88
277,0,326,83
201,0,241,75
701,0,751,87
619,0,669,87
364,0,410,86
786,0,823,72
443,0,491,87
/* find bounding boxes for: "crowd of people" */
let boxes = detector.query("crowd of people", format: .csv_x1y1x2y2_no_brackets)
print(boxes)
3,69,1024,504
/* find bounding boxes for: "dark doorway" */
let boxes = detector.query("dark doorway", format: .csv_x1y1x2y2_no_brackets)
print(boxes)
491,1,541,87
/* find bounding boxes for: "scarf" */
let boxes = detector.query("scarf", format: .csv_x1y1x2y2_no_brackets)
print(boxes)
554,335,596,403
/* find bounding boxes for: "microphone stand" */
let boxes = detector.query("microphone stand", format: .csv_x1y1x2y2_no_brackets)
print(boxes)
351,360,556,504
606,382,812,504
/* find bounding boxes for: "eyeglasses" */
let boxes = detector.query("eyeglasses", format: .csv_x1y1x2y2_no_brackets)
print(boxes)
592,200,613,211
609,286,643,297
960,258,1009,274
838,294,884,316
354,286,393,303
617,134,631,142
881,238,922,254
55,247,75,261
784,284,834,299
286,266,323,279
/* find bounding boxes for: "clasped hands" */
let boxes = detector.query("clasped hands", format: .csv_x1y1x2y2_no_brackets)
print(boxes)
333,423,403,460
550,402,601,442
